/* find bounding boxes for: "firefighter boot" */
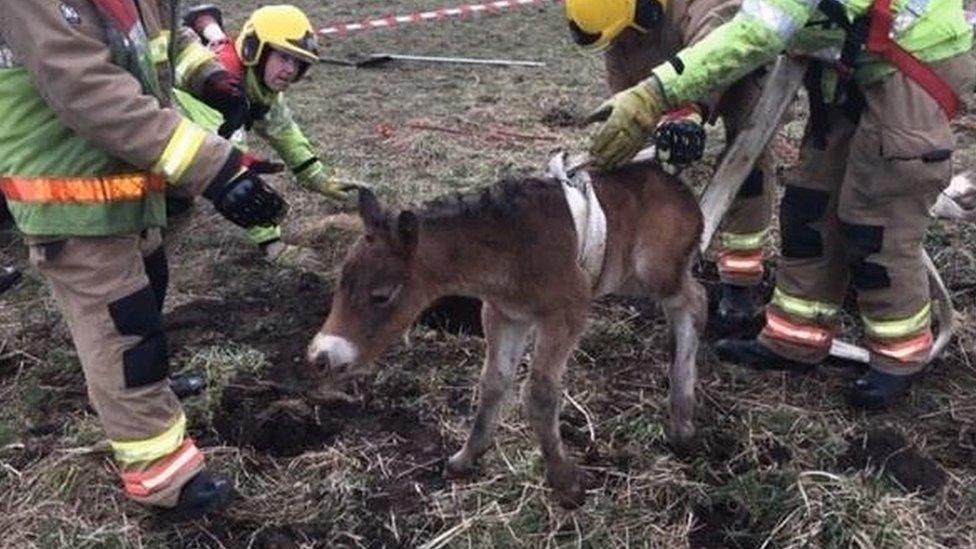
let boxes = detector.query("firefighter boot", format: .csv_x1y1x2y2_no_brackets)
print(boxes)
169,373,206,399
160,471,235,522
713,283,762,338
847,369,916,410
714,338,815,373
0,266,22,295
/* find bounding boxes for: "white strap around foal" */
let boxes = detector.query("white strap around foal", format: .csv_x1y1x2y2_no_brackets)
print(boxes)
547,152,607,287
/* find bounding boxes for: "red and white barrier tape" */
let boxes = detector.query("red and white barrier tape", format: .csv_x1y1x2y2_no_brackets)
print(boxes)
319,0,560,36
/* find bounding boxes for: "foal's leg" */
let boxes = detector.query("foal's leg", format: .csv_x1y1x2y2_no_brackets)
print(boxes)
523,307,588,509
446,303,532,477
660,265,706,452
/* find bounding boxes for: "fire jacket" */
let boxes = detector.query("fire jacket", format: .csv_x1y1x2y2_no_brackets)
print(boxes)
211,41,334,193
651,0,973,108
0,0,241,236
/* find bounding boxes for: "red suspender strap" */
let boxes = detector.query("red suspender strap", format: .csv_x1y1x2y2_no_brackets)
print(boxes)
865,0,960,118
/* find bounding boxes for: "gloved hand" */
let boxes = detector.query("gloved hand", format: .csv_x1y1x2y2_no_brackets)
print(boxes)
201,70,249,137
654,104,706,172
203,168,288,228
586,77,667,169
308,174,352,202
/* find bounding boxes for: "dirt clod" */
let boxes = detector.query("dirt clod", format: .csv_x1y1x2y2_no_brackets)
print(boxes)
839,427,946,496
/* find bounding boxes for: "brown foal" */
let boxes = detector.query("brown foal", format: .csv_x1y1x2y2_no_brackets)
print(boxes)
307,163,705,508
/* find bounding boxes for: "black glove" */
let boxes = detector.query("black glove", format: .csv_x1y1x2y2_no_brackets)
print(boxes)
653,106,706,168
203,169,288,228
201,70,249,138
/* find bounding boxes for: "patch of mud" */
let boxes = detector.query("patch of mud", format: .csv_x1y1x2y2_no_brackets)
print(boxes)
838,427,946,496
540,105,583,128
211,379,344,457
165,271,331,375
689,500,752,549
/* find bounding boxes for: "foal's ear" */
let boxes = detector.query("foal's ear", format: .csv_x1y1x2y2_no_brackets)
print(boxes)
395,210,419,254
357,187,385,230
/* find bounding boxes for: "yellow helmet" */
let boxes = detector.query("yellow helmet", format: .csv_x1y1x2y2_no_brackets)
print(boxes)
236,5,319,68
565,0,664,51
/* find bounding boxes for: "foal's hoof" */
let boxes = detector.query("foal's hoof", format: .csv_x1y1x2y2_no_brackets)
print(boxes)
547,465,586,510
444,452,478,479
667,425,698,457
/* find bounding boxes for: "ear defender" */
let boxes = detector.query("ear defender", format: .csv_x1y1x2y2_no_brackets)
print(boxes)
634,0,664,31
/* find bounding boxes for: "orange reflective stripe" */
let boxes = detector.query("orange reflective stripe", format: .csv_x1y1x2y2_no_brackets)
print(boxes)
718,251,764,275
121,438,203,498
0,173,166,203
763,310,832,348
868,330,933,363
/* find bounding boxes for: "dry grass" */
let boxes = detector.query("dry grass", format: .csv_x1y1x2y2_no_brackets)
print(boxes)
2,0,976,547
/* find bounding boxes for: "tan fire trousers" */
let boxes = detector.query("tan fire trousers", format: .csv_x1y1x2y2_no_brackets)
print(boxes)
759,53,976,375
27,229,202,507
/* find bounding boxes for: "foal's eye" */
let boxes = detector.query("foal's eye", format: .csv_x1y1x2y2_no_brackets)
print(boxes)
369,284,401,306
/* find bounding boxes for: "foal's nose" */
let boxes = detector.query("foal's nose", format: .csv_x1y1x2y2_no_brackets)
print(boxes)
306,333,360,371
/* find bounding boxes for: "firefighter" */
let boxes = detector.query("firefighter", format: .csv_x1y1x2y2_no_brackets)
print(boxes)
565,0,778,336
178,4,350,267
585,0,974,408
0,0,287,517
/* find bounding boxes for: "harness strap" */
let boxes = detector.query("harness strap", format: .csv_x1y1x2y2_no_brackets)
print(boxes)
865,0,959,117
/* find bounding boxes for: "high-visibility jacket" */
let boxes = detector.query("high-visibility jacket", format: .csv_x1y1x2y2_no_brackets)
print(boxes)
0,0,241,236
651,0,973,109
209,40,335,192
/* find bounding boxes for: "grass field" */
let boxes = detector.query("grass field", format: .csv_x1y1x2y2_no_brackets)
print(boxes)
2,1,976,547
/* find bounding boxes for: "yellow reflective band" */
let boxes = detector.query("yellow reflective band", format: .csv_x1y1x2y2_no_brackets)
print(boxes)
110,413,186,465
720,229,768,251
149,32,170,64
771,287,840,321
862,302,932,340
175,43,215,85
154,119,208,183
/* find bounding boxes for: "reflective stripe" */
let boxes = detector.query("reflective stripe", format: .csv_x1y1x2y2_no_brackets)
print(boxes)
111,413,186,465
770,287,840,320
862,302,931,340
0,173,165,203
868,330,933,362
764,310,832,347
121,438,204,498
720,229,768,252
175,42,215,85
894,0,930,35
149,32,170,64
153,119,208,183
717,251,764,274
741,0,800,41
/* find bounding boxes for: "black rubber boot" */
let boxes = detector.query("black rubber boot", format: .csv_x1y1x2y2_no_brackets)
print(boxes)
847,369,916,410
0,266,22,295
159,471,235,522
169,373,206,399
713,283,762,338
714,338,815,373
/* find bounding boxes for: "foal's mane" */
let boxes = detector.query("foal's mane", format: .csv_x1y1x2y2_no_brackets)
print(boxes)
416,176,556,227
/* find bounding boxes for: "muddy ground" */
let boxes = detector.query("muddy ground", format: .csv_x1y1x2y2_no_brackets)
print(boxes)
2,0,976,547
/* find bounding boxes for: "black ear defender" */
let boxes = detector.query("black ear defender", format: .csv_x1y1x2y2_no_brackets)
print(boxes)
241,33,261,64
634,0,664,30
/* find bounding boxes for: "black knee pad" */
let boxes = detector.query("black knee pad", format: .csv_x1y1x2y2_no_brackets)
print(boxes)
143,246,169,312
839,221,890,290
780,186,830,258
736,168,764,199
108,286,169,388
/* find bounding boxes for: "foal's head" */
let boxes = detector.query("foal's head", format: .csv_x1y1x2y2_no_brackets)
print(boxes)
307,188,429,373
